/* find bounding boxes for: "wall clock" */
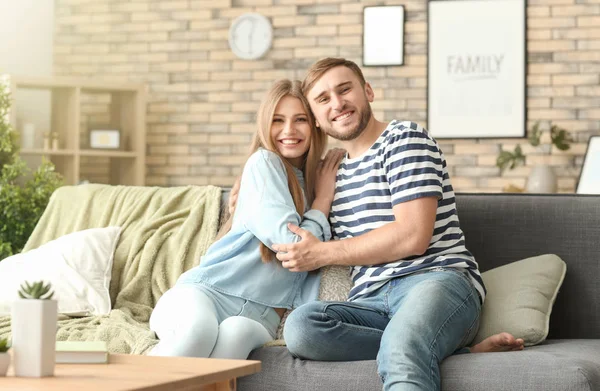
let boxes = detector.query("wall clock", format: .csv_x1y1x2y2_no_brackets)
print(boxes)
228,13,273,60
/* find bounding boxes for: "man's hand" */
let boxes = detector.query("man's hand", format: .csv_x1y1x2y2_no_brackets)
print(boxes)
228,176,241,216
273,223,330,272
315,149,345,203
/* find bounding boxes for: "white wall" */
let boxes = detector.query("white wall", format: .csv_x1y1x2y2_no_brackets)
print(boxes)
0,0,54,151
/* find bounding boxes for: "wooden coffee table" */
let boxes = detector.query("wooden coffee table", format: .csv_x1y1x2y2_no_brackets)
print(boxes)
2,353,261,390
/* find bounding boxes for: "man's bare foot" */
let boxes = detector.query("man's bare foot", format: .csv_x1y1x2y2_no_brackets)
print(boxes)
470,332,525,353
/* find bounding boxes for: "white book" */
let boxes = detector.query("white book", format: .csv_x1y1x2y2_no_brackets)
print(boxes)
55,341,108,364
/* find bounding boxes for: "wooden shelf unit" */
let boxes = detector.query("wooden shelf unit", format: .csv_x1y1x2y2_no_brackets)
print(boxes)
8,76,146,186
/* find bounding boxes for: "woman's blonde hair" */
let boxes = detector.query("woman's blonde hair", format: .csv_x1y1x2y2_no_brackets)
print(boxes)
217,79,327,262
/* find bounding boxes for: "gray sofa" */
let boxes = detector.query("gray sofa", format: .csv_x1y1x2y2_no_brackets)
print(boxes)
231,193,600,391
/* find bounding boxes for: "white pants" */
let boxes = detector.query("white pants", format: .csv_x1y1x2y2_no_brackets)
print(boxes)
149,284,280,359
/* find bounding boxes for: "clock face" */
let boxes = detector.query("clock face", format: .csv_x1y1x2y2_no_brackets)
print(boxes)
228,13,273,60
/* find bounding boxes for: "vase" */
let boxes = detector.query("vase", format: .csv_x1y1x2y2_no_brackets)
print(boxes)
526,164,557,194
11,299,57,377
0,352,9,376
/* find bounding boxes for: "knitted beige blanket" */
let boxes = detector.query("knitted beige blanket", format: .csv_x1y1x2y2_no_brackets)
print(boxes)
0,184,221,354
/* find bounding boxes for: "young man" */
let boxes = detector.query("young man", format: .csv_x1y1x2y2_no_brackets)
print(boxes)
267,58,523,391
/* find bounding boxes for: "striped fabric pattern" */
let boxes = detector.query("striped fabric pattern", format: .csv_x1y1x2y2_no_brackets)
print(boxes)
330,120,486,302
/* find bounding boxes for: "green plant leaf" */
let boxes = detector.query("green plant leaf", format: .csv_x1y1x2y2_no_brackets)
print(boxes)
550,125,573,151
18,280,54,299
0,337,9,353
496,150,514,172
528,121,542,147
497,145,526,174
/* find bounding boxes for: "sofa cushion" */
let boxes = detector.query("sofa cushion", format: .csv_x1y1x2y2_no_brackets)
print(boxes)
0,227,121,316
240,340,600,391
473,254,566,346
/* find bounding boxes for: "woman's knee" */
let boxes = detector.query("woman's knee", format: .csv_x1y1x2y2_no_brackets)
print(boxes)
218,316,269,343
152,286,219,342
211,316,273,359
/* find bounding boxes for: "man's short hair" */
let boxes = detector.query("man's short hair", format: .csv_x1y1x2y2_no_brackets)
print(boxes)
302,57,367,97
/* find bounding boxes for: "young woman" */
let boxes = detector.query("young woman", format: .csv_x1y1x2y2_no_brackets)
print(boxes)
148,80,344,360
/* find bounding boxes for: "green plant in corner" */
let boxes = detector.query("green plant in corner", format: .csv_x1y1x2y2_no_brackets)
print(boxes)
0,77,63,261
0,337,9,353
18,281,55,300
496,121,573,174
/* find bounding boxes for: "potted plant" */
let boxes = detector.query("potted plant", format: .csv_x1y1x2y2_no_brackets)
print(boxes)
11,281,57,377
0,337,10,376
496,121,573,193
0,76,63,261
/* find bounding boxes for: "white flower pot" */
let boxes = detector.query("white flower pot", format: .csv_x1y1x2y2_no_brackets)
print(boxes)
0,352,10,376
526,164,557,194
11,299,57,377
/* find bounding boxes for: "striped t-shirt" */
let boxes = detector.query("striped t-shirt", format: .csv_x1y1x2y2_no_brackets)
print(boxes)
330,120,486,302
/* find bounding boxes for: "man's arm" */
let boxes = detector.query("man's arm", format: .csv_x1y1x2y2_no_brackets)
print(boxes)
274,195,438,272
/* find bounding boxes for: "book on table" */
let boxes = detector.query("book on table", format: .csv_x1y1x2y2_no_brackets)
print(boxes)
55,341,108,364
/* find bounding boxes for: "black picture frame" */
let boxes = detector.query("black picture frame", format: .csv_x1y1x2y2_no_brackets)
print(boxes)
427,0,527,139
362,5,405,67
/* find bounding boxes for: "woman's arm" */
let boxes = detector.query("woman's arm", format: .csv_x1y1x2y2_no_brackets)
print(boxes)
235,150,337,248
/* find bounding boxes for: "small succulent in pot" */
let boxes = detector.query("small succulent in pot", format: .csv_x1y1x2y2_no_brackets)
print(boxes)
18,281,54,300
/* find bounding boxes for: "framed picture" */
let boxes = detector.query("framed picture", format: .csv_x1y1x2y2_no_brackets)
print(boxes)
89,127,121,150
576,136,600,194
427,0,526,138
363,5,404,67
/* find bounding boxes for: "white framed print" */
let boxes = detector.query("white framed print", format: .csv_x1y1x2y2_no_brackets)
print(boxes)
576,136,600,194
89,128,121,150
363,6,404,67
427,0,526,138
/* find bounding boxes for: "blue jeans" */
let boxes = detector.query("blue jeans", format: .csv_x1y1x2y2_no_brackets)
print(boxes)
283,268,481,391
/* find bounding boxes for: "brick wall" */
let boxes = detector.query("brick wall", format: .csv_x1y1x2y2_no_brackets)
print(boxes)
54,0,600,192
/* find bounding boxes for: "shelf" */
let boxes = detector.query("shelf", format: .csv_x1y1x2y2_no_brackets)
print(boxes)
12,76,143,93
20,149,139,158
79,149,138,158
9,76,146,186
20,149,76,156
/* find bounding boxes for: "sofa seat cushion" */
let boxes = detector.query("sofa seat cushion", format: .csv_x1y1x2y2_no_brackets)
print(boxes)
441,339,600,391
240,340,600,391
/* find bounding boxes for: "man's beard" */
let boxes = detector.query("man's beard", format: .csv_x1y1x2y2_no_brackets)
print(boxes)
322,103,372,141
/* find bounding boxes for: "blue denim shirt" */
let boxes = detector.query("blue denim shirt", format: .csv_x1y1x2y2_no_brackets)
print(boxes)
177,149,331,309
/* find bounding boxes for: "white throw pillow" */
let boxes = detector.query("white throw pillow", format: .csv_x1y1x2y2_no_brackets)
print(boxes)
0,227,121,317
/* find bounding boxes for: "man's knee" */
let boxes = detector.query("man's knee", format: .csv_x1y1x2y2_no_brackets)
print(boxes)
283,302,325,357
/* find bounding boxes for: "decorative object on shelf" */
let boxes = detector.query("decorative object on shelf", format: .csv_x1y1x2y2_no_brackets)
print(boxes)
51,132,59,150
43,131,51,150
427,0,526,138
11,281,57,378
0,76,63,261
21,122,35,149
228,13,273,60
363,5,404,67
0,337,10,376
497,121,573,194
576,136,600,194
89,128,120,150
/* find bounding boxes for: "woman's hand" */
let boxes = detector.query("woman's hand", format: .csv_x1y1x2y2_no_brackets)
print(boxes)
312,148,345,215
